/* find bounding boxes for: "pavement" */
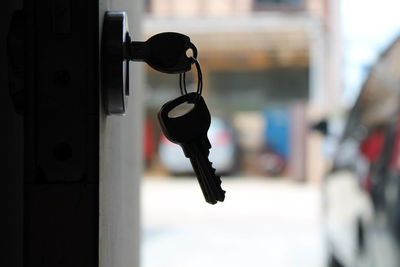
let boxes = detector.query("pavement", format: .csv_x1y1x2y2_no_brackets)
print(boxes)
141,176,327,267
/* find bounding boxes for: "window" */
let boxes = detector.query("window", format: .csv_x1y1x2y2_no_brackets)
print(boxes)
254,0,304,11
255,0,303,5
208,68,309,111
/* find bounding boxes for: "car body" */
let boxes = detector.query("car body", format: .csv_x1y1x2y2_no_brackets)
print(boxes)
324,116,400,267
158,117,237,175
323,37,400,267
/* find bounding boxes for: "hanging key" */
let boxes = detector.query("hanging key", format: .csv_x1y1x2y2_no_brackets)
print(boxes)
158,92,225,204
129,32,198,74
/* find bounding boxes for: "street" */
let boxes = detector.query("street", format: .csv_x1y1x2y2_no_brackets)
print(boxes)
141,177,327,267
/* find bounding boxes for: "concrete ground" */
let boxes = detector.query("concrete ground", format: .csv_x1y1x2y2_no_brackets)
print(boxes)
141,177,327,267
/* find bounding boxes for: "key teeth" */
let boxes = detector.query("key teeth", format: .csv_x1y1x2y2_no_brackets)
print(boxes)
209,161,217,173
217,190,226,202
196,154,226,204
209,160,221,182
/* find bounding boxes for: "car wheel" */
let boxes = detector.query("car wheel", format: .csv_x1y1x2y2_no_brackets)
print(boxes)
328,254,345,267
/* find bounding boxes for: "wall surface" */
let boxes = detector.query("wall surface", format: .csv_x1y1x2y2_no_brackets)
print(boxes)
99,0,144,267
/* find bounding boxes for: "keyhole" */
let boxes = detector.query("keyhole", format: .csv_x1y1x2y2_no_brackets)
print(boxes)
168,102,194,118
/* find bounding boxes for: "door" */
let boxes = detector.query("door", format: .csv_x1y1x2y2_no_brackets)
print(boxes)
1,0,143,266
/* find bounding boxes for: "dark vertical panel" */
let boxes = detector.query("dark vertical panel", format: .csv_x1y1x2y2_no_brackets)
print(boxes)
0,1,24,267
24,0,99,266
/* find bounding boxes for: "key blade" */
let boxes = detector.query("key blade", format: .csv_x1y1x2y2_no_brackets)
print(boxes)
188,151,221,204
189,157,217,204
194,147,225,203
186,142,225,204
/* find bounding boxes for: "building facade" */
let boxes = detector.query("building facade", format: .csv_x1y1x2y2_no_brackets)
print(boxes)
143,0,341,182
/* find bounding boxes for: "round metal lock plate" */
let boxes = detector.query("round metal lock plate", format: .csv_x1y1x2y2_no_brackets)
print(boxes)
101,11,130,115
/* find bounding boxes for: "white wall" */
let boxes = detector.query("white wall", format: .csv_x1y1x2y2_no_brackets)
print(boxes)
99,0,144,266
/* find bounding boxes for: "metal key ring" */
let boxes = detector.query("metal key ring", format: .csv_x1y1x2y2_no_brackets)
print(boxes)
188,42,198,59
179,56,203,96
179,72,187,95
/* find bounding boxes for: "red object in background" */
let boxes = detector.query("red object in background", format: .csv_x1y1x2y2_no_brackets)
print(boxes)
143,118,155,165
358,128,385,194
360,129,385,163
390,112,400,172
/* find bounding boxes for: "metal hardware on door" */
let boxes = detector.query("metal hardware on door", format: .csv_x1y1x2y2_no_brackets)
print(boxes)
101,11,197,115
102,11,130,115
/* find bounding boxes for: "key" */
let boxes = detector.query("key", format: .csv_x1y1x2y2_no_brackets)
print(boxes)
158,92,225,204
158,93,225,204
129,32,198,74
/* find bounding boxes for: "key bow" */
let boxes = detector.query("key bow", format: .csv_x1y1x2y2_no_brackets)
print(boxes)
130,32,198,74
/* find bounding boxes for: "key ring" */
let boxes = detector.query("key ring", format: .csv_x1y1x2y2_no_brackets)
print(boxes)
179,56,203,96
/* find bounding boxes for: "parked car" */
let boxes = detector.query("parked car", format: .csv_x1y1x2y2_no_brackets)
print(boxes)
158,117,237,175
323,36,400,267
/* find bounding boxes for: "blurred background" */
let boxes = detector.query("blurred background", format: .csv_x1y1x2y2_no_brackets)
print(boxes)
139,0,400,267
